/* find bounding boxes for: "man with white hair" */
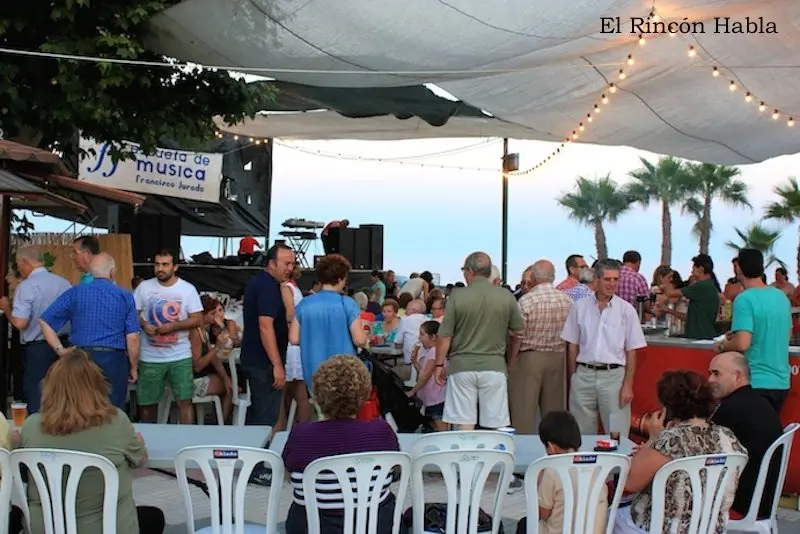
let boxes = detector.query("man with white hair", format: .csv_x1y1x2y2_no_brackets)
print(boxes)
564,267,596,301
489,264,502,286
40,252,141,409
510,260,573,434
434,252,524,430
394,299,428,381
0,247,71,413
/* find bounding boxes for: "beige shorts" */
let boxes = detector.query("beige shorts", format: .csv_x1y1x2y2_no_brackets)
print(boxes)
442,370,509,428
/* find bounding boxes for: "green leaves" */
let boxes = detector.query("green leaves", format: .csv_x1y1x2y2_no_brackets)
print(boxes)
0,0,274,154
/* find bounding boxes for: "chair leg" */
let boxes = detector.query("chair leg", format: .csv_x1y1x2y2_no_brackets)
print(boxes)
287,399,297,432
196,403,206,425
213,397,224,425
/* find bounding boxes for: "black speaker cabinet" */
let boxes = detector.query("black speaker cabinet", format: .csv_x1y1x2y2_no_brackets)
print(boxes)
328,227,356,267
360,224,384,270
353,227,371,270
107,205,135,234
131,214,182,263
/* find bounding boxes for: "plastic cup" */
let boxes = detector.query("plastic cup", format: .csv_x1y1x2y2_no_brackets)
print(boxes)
11,402,27,428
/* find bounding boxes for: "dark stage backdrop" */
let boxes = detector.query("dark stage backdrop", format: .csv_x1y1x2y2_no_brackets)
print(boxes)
134,264,374,297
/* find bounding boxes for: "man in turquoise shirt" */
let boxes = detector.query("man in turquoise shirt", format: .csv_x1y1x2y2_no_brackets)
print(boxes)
717,249,791,412
72,235,99,284
369,270,386,305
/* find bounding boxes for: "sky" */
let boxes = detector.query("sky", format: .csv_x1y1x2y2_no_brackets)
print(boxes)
29,138,800,287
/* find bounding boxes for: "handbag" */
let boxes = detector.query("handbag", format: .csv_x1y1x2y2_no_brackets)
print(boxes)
400,503,503,533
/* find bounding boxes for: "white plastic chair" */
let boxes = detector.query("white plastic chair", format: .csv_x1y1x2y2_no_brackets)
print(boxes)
175,446,284,534
728,423,800,534
649,452,749,534
522,452,630,534
0,449,13,534
302,451,411,534
411,449,514,534
11,448,119,534
228,350,251,426
157,385,225,425
407,430,515,459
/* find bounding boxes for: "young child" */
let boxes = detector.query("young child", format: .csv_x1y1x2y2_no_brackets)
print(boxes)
407,321,448,431
516,411,609,534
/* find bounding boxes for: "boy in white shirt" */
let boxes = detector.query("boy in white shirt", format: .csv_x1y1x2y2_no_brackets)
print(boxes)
516,411,609,534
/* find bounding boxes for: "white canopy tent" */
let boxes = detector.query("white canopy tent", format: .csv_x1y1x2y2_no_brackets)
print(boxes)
146,0,800,165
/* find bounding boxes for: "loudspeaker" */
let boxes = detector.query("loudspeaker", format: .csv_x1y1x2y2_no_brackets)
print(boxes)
107,205,135,234
131,214,182,263
328,228,356,266
361,224,384,270
353,227,371,270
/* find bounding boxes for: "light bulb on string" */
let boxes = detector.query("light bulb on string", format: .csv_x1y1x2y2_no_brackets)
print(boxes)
744,92,753,103
638,34,646,46
254,140,261,145
579,122,585,131
652,12,660,22
248,137,254,142
619,69,626,80
773,110,780,120
759,102,766,112
572,131,578,139
688,46,697,58
587,113,593,123
609,83,617,93
789,117,795,127
712,67,719,77
728,81,736,91
233,135,239,140
627,55,634,66
594,104,601,114
602,94,609,104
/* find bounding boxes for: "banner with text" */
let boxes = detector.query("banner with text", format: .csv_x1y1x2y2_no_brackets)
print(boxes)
79,137,222,203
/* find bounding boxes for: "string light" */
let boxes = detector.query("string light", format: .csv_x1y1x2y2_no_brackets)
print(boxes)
586,113,593,123
601,94,609,104
578,122,585,131
618,69,626,80
594,104,601,114
683,34,797,132
627,55,634,66
638,34,646,46
609,83,617,94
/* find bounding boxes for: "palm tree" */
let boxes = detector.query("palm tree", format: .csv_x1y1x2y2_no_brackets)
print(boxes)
725,223,785,268
682,163,751,254
764,177,800,280
557,174,630,259
625,156,691,266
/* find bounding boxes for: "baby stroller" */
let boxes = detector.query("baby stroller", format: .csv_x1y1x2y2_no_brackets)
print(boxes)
359,351,429,433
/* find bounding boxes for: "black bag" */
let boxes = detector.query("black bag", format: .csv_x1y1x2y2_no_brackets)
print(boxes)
400,503,504,533
358,351,428,433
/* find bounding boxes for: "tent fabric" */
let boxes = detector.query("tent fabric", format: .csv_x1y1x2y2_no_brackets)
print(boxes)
146,0,800,165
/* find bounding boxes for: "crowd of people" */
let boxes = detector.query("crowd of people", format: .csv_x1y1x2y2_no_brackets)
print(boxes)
0,233,794,533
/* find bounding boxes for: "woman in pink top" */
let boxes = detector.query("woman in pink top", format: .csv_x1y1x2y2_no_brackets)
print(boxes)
407,321,448,431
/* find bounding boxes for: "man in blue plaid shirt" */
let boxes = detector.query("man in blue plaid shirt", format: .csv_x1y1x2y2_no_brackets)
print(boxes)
40,252,140,409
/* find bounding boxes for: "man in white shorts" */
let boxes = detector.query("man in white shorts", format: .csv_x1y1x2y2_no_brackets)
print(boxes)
433,252,524,429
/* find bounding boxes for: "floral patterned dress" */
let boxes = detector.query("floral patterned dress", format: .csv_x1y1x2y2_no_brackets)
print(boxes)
628,422,747,534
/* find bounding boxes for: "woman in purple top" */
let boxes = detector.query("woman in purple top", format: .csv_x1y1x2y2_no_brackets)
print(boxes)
282,355,400,534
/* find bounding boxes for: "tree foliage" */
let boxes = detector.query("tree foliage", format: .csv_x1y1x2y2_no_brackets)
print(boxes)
0,0,273,152
725,223,785,269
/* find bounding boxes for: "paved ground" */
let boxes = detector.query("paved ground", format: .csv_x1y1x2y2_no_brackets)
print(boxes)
130,469,800,533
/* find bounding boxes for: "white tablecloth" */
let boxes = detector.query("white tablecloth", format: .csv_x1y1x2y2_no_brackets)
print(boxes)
268,431,633,473
135,423,272,469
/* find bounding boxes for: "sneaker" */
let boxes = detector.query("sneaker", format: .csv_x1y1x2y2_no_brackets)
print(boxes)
249,467,272,487
507,476,523,495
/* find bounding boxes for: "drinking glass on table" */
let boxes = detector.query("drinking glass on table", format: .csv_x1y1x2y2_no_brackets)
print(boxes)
608,411,624,442
11,401,27,428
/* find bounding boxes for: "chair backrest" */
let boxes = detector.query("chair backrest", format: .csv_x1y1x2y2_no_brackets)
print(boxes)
523,452,630,534
649,453,748,534
411,449,514,534
302,451,410,534
738,422,800,523
175,446,284,534
10,448,119,534
0,449,12,534
407,430,515,459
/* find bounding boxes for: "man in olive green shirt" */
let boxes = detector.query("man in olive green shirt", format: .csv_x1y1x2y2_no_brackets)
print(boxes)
434,252,524,430
661,254,720,339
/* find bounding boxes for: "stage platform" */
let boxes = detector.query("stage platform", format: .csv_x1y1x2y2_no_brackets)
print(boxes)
133,264,375,296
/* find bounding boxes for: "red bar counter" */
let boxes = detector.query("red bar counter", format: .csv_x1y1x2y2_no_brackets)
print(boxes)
632,337,800,493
